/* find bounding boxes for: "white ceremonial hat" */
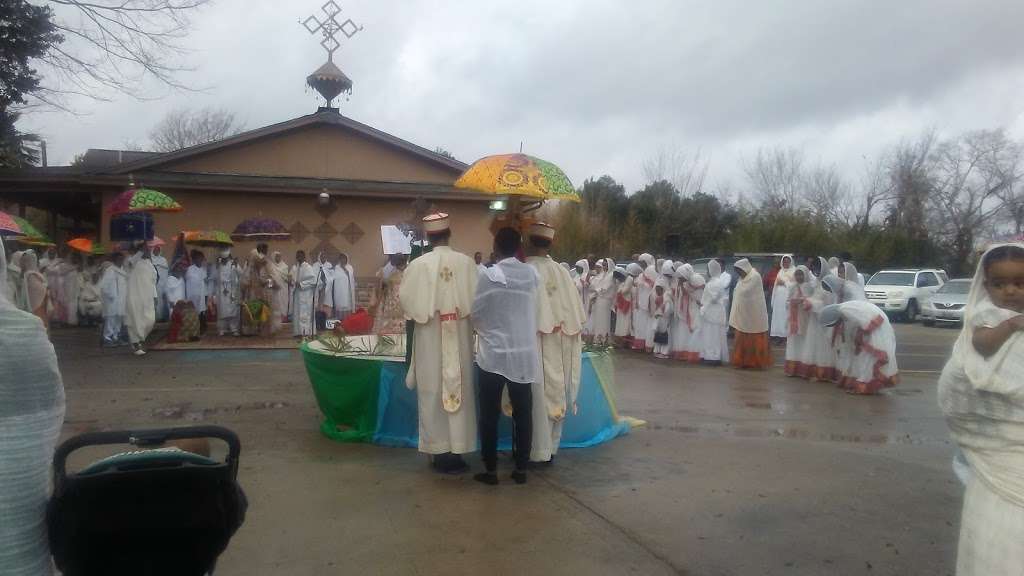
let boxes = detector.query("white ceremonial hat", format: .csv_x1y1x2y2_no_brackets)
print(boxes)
528,222,556,240
423,212,450,234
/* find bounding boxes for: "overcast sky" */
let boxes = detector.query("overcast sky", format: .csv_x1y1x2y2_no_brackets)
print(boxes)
25,0,1024,195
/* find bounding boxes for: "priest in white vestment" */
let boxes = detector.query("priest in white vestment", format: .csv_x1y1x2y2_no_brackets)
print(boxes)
399,213,479,473
125,247,158,355
526,223,587,465
292,250,317,338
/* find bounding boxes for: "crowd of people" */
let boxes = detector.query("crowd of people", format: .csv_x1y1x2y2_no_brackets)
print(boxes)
1,241,369,354
566,252,899,395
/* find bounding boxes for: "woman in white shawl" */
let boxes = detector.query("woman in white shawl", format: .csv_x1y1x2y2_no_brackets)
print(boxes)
6,250,25,311
574,259,592,338
770,255,796,340
938,242,1024,576
670,264,697,362
614,264,636,346
590,258,616,345
839,262,867,301
803,257,837,381
22,251,49,330
729,258,771,369
151,245,169,322
820,299,898,395
783,265,814,377
634,253,658,352
700,259,730,365
271,251,291,325
0,237,66,576
649,276,673,359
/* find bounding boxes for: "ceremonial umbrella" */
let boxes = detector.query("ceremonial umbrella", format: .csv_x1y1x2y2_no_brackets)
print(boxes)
108,186,182,215
11,216,55,247
0,210,24,236
67,237,107,256
454,153,580,203
183,230,233,247
231,217,291,241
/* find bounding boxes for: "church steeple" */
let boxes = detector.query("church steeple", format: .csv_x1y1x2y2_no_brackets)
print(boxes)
301,1,362,110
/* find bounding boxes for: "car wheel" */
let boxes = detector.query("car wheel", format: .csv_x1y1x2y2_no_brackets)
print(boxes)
905,300,919,323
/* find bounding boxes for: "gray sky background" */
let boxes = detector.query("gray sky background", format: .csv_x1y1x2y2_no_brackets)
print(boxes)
25,0,1024,196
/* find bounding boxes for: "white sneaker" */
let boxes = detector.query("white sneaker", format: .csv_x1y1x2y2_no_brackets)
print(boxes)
134,348,146,356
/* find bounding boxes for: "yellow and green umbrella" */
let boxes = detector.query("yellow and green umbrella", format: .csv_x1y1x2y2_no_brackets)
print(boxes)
454,153,580,203
10,216,55,247
183,230,233,247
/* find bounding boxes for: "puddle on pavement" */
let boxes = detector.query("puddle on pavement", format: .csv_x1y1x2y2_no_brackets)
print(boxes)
152,400,290,421
655,423,939,445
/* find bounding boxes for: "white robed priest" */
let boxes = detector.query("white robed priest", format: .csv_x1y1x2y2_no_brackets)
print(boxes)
125,245,158,356
526,222,587,465
399,212,479,473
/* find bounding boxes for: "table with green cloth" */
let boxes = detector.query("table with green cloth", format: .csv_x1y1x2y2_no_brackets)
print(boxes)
301,339,634,449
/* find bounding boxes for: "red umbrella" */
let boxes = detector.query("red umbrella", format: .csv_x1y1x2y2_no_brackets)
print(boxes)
0,210,24,236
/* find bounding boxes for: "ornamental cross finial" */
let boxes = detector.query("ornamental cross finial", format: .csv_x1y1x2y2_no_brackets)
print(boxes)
302,1,362,61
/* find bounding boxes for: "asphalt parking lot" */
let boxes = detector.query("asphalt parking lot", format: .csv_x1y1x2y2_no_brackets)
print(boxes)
51,322,963,576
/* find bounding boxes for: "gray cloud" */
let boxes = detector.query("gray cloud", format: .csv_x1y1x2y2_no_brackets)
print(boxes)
26,0,1024,192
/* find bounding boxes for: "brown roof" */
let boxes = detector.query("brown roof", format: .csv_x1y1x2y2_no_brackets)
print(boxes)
79,149,161,170
103,109,468,175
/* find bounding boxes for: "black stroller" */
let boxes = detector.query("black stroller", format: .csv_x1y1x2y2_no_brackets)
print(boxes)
47,426,248,576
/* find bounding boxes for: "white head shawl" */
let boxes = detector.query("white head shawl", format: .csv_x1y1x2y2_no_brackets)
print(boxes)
626,262,642,277
675,263,692,280
660,260,675,276
733,258,753,276
654,276,669,290
708,259,722,279
574,259,590,277
828,256,841,272
639,253,654,268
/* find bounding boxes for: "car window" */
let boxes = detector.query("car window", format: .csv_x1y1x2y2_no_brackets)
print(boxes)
936,280,971,294
867,272,914,286
917,272,939,287
938,271,949,282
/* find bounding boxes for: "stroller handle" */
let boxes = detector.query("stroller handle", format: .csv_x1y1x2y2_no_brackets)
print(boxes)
52,425,241,490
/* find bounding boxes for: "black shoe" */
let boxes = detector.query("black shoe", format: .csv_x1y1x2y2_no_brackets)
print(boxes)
510,470,527,485
474,472,499,486
432,453,469,475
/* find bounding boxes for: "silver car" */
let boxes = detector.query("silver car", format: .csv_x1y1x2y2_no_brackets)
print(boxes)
922,278,971,326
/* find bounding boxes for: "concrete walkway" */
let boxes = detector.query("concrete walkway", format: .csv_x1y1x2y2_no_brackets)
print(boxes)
51,324,962,575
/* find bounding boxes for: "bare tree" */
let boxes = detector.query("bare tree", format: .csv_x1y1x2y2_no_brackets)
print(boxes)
927,129,1018,274
887,131,936,243
31,0,212,110
149,107,245,152
802,162,849,224
642,145,709,196
850,154,895,231
742,146,804,213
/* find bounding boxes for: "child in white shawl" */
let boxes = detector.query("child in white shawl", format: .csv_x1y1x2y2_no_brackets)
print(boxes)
650,277,673,359
938,242,1024,576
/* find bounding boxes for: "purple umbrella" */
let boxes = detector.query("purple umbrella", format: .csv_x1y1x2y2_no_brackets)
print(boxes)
231,217,291,241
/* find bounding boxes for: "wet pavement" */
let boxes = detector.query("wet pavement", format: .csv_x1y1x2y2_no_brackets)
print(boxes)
51,323,962,575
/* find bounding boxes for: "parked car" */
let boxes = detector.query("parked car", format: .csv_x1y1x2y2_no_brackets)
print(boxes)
865,268,948,322
921,278,971,326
